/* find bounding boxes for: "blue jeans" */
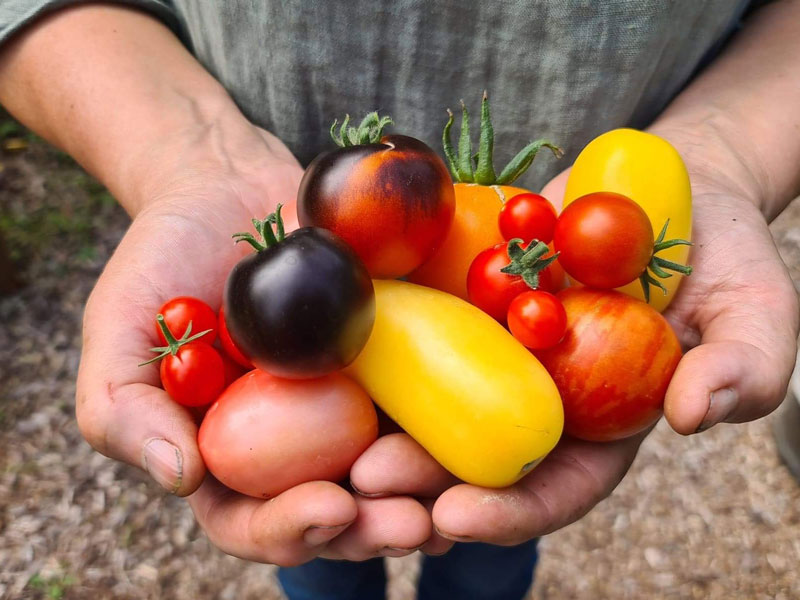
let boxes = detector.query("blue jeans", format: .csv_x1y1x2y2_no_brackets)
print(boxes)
277,540,539,600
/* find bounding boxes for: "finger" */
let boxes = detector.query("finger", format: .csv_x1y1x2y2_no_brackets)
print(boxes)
418,498,455,556
664,271,799,434
188,477,357,567
320,495,432,560
432,433,643,546
539,167,571,212
350,433,459,498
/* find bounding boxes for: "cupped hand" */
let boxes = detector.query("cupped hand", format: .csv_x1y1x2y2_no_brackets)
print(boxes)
352,123,799,547
75,123,433,565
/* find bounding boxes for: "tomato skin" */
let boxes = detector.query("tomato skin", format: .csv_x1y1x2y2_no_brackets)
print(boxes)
198,370,378,499
498,193,557,244
554,192,654,289
218,305,253,369
564,129,692,311
160,342,225,407
507,291,566,350
156,297,217,345
409,183,528,299
466,242,560,324
347,280,563,488
298,135,455,279
535,288,682,442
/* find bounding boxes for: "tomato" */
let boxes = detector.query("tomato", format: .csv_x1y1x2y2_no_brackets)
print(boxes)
220,351,248,387
554,192,654,289
507,291,566,350
298,113,455,279
535,288,682,442
564,129,692,311
198,370,378,499
346,280,563,488
466,240,560,323
160,343,225,407
225,206,375,379
498,193,558,244
218,305,252,369
156,296,217,345
409,94,562,299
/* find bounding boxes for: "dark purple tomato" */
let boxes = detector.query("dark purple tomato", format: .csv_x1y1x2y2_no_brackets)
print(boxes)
224,209,375,379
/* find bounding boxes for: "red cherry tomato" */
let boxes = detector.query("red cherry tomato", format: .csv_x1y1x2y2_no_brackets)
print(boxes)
498,193,558,244
156,297,217,345
467,242,560,323
553,192,654,289
220,351,248,387
507,291,566,349
160,343,225,407
218,305,253,369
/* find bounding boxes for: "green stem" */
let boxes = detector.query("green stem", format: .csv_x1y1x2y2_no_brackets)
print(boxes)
233,204,286,252
500,238,559,290
639,219,693,303
329,111,393,148
138,315,213,366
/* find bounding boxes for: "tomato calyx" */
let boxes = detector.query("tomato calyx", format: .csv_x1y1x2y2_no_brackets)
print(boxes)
139,314,214,366
442,91,563,185
500,238,560,290
232,204,287,252
640,219,693,302
329,111,394,148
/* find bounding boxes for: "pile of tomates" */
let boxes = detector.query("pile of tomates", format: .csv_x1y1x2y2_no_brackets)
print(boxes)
140,96,693,498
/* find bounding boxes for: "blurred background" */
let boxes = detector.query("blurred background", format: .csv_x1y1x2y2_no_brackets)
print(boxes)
1,107,798,600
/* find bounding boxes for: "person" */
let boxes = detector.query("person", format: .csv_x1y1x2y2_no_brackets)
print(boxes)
1,2,798,599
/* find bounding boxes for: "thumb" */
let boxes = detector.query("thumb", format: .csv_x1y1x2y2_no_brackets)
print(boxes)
664,286,799,434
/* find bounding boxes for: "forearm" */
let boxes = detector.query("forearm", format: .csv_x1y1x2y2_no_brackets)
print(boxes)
0,4,270,216
650,0,800,221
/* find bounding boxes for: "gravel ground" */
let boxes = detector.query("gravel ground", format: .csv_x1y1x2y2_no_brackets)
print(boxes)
1,127,799,600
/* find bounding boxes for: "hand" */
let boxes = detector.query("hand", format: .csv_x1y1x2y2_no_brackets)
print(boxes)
75,121,434,565
352,122,799,546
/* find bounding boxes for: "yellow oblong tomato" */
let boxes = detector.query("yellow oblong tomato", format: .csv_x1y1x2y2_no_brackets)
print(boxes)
346,279,563,488
563,129,692,312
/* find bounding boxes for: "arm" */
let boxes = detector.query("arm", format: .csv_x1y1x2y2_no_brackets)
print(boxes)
0,4,438,564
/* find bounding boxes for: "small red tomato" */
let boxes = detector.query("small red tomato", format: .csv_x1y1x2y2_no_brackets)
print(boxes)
160,343,225,407
220,351,248,387
553,192,654,289
535,288,682,442
467,241,560,323
156,296,217,345
507,291,566,349
218,305,253,369
499,193,558,244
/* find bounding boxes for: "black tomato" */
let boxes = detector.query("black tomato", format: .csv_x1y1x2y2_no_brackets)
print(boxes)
224,206,375,379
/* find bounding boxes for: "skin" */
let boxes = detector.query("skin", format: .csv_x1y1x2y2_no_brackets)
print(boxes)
0,0,798,561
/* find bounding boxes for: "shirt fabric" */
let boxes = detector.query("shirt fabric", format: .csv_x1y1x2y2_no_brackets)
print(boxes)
1,0,755,190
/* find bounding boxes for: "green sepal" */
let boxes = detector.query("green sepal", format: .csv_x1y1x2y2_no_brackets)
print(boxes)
474,91,497,184
500,238,559,290
330,111,393,148
232,203,286,252
639,218,693,303
496,141,564,185
138,316,213,367
457,100,475,182
442,109,461,183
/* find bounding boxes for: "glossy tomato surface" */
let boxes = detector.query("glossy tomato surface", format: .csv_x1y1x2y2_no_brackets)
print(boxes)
507,291,566,350
535,288,681,442
160,342,225,407
217,305,252,369
554,192,654,289
156,296,217,345
498,193,558,244
198,370,378,499
298,135,455,279
224,227,375,379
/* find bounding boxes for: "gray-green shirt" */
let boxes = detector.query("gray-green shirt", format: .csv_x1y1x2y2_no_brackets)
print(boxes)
1,0,752,189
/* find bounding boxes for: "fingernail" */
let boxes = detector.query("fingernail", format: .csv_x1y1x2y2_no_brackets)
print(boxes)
380,546,421,558
696,388,738,432
142,438,183,494
349,481,391,498
434,525,473,543
303,524,350,546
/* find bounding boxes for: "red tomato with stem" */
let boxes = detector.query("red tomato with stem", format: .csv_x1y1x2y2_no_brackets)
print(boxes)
156,296,217,345
553,192,654,289
498,193,558,244
467,240,560,323
218,305,253,369
507,291,566,350
535,288,682,442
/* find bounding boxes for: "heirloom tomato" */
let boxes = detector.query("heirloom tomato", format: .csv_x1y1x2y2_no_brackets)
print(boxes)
297,112,454,279
409,93,562,299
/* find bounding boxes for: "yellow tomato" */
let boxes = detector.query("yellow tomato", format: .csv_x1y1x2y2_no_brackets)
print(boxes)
563,129,692,312
347,279,563,488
